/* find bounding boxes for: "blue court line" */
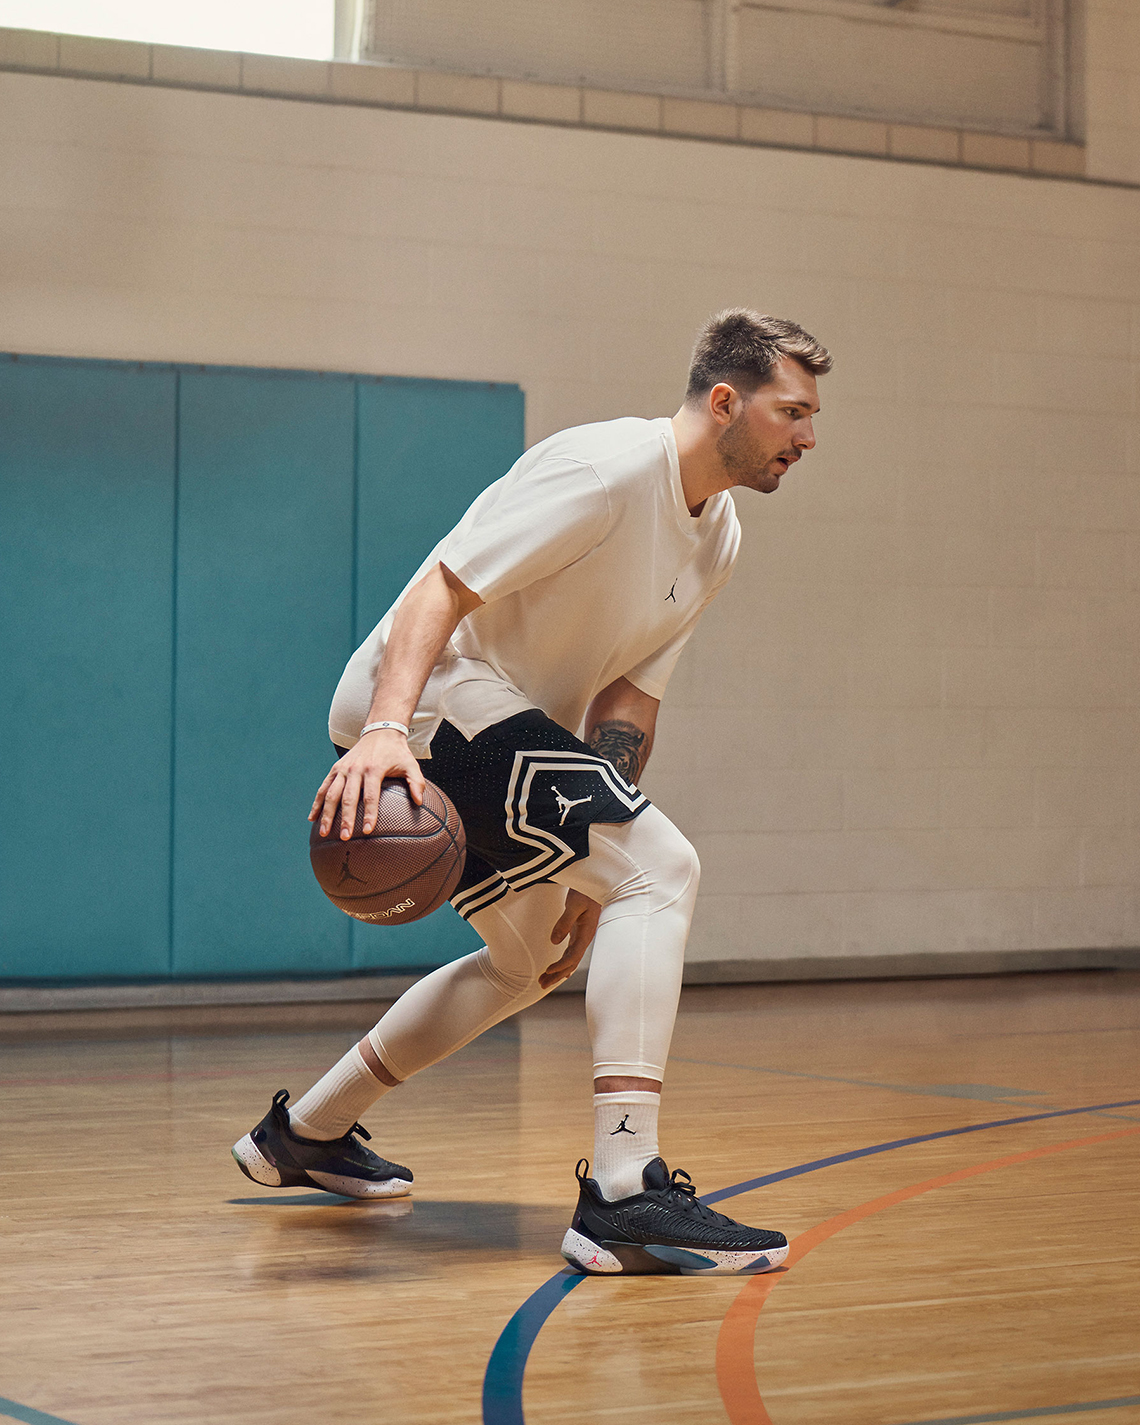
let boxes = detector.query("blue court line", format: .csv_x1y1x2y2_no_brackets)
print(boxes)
700,1096,1140,1204
0,1398,80,1425
481,1272,581,1425
480,1095,1140,1425
892,1396,1140,1424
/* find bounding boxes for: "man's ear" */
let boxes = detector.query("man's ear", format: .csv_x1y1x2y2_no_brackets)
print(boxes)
708,382,737,426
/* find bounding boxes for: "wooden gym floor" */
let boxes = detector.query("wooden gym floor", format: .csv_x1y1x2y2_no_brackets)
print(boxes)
2,969,1138,1425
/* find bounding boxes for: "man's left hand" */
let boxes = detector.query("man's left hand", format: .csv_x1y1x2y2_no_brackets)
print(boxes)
540,889,602,989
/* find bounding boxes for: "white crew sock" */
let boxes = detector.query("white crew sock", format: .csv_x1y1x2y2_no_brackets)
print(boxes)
592,1091,661,1200
288,1043,395,1141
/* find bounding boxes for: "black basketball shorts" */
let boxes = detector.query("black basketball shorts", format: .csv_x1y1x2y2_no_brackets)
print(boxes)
426,711,650,920
334,710,649,919
424,709,649,912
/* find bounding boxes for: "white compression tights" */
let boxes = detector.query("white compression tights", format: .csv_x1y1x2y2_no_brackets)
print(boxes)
367,804,700,1083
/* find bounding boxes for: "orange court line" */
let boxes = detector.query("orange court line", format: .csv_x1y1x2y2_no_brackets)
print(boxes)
714,1124,1140,1425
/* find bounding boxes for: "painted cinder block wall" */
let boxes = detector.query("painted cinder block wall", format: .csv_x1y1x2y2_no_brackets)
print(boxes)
1086,0,1140,184
0,39,1137,971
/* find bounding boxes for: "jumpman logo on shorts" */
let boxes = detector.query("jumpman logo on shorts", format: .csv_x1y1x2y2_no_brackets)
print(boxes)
666,578,678,603
337,852,366,886
610,1115,636,1135
552,784,593,826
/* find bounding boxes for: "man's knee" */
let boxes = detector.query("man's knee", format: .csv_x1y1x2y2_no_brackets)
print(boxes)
476,944,537,999
654,818,700,899
625,804,699,889
568,806,699,911
469,883,566,999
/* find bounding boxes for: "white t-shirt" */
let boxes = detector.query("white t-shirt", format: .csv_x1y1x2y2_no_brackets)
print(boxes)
329,416,741,756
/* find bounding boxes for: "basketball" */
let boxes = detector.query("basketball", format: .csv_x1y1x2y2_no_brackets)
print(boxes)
309,778,466,925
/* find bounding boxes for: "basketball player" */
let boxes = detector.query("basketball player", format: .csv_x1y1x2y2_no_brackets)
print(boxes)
233,310,830,1275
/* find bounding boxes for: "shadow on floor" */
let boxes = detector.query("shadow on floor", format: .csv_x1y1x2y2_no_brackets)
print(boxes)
226,1194,570,1283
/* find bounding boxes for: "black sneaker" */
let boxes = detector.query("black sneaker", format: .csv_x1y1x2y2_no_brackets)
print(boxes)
561,1158,788,1276
231,1090,413,1199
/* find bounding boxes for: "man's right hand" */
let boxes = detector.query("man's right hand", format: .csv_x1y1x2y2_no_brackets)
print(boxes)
313,562,480,841
309,730,427,841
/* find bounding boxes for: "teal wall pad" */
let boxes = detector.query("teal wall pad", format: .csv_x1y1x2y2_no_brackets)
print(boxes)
0,354,524,982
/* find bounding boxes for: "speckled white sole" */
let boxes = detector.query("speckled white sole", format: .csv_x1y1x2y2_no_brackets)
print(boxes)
305,1170,412,1199
669,1242,788,1275
231,1133,282,1186
560,1227,788,1275
560,1229,624,1273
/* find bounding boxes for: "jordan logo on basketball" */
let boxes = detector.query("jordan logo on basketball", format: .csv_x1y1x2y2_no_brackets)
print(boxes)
552,784,592,826
336,852,366,886
610,1115,636,1135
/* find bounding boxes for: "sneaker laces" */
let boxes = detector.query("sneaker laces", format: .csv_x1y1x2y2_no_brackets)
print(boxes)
660,1168,735,1227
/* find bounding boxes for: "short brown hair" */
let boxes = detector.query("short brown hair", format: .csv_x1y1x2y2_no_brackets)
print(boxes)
686,308,832,402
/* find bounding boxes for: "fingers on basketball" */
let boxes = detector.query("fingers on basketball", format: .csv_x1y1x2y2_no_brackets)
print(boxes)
310,777,466,926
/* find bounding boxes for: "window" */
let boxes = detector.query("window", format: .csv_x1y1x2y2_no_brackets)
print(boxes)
0,0,335,60
733,0,1070,134
352,0,1073,138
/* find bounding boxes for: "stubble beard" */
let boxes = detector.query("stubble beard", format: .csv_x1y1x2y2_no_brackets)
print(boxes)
716,416,775,493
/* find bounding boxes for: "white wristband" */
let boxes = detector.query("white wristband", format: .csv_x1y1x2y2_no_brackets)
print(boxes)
360,720,410,738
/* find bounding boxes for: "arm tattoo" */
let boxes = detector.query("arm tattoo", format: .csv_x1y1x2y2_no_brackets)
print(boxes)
588,719,648,784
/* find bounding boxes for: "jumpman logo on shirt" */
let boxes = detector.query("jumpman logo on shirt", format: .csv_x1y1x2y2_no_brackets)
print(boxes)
665,578,678,603
610,1115,636,1135
552,784,592,826
336,852,366,886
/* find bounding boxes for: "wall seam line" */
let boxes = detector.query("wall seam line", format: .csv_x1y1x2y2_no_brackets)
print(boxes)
348,377,362,971
350,379,361,665
167,369,181,978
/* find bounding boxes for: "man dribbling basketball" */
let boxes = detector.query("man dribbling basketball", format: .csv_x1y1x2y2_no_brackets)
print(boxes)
233,309,830,1275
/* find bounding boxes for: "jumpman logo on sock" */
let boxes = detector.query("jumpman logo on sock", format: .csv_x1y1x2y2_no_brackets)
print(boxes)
552,783,593,826
610,1115,636,1135
336,852,366,886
